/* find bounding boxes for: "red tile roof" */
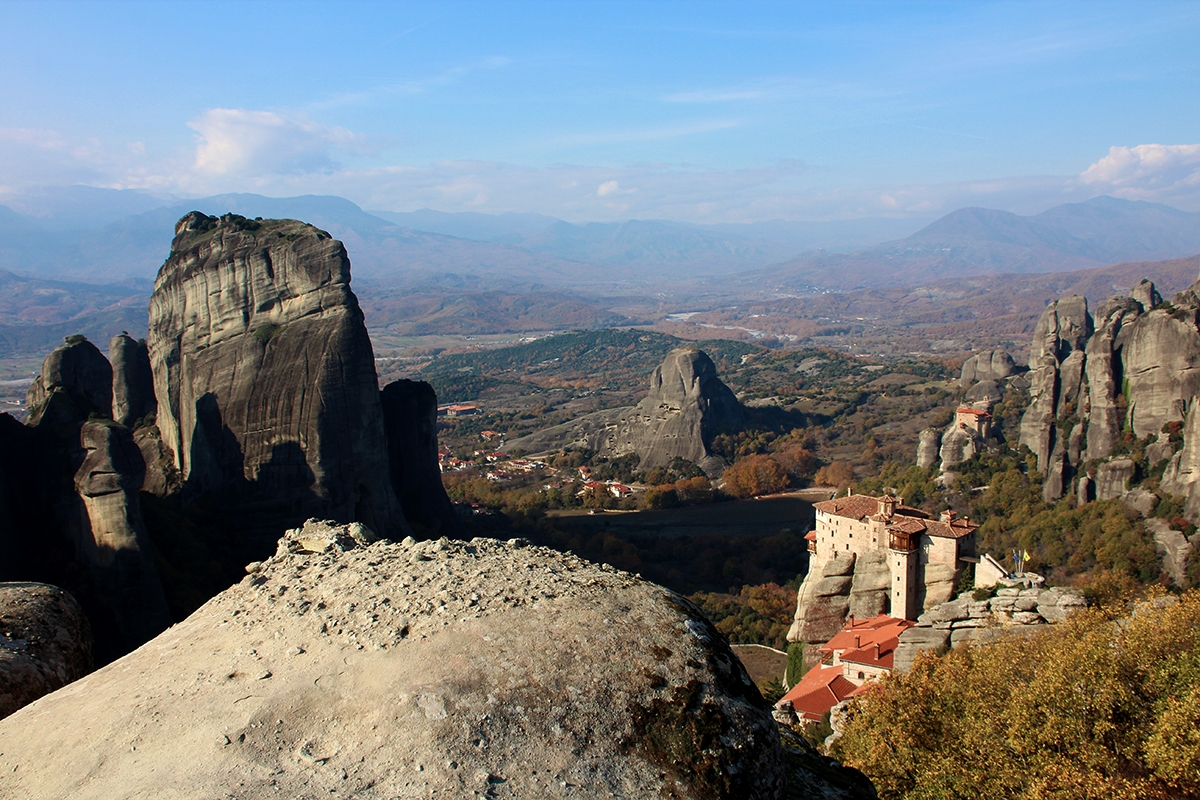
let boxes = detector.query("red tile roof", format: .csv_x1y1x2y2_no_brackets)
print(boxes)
818,614,913,660
813,494,884,521
956,407,991,417
778,665,859,721
815,493,978,539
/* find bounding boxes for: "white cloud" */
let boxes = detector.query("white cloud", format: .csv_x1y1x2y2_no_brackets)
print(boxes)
596,180,620,197
188,109,375,177
1080,143,1200,201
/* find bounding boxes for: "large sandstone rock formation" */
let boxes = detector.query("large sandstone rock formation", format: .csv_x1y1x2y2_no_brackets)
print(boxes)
959,349,1016,388
25,336,112,427
147,212,406,539
0,521,803,799
0,582,92,719
506,347,744,475
108,333,155,427
1018,277,1200,511
16,338,171,660
380,379,464,537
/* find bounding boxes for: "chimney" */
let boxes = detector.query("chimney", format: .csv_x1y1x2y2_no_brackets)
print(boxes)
872,642,880,660
847,614,855,627
941,509,956,523
854,635,861,649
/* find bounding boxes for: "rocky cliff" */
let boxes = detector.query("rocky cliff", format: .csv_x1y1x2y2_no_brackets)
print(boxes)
12,338,171,661
147,212,406,540
109,333,155,427
0,521,823,799
506,347,744,475
380,379,464,537
1018,277,1200,511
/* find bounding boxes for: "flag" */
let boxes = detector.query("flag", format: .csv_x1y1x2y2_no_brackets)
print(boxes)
1023,549,1031,562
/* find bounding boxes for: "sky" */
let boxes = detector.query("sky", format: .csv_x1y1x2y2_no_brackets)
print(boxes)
1,0,1198,223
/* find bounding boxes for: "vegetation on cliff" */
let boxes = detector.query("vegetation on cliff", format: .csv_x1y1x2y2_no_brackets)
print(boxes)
834,589,1200,800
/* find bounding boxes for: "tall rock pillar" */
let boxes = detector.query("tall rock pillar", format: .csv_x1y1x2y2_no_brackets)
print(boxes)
147,212,407,541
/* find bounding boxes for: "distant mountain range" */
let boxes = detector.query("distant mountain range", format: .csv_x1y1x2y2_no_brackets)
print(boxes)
749,197,1200,292
0,187,1198,356
1,188,1196,294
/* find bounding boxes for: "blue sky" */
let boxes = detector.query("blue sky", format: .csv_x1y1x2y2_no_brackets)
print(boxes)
1,0,1198,222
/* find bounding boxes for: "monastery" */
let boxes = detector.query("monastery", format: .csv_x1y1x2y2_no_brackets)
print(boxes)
805,491,978,620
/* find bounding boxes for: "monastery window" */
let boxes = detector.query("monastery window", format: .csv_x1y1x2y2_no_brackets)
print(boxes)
846,543,850,550
858,671,865,680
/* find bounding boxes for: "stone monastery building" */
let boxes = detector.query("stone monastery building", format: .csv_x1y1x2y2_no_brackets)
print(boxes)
807,492,978,620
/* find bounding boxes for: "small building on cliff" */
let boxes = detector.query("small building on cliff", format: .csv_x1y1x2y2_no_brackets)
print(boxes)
776,613,914,723
810,493,977,620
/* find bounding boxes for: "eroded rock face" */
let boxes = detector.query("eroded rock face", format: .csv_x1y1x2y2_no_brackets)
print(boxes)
1016,279,1200,510
0,523,794,799
1163,402,1200,520
916,428,940,470
506,348,744,475
960,349,1015,388
109,334,155,428
0,582,92,720
14,342,172,661
73,420,172,651
25,337,113,428
787,553,856,648
380,380,463,537
148,212,405,539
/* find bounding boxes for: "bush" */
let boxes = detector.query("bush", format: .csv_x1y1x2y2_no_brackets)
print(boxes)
723,455,790,499
785,642,807,688
834,589,1200,800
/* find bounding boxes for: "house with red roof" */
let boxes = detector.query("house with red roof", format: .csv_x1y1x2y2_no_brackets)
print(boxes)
777,613,914,723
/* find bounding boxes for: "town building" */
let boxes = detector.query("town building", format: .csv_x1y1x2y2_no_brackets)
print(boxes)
776,614,914,723
810,492,977,620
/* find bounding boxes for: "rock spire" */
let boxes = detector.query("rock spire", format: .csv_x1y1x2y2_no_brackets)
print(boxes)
147,212,406,539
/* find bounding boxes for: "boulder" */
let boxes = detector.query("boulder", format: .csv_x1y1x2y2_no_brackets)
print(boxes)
380,380,464,537
1121,304,1200,439
788,554,856,645
147,212,406,540
109,333,156,428
1083,298,1141,461
939,426,978,470
0,582,92,720
1147,519,1196,586
1036,589,1087,623
892,627,950,673
1122,488,1158,517
964,379,1002,406
0,525,796,799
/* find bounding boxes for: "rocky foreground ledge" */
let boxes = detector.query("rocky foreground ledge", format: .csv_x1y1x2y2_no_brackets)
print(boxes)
0,522,870,799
